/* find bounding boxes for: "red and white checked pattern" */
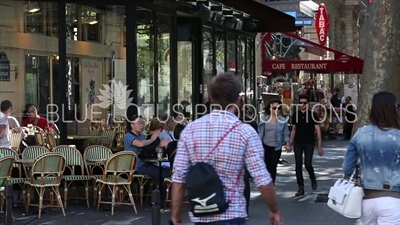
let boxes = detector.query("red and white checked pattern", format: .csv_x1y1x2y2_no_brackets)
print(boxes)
172,110,272,223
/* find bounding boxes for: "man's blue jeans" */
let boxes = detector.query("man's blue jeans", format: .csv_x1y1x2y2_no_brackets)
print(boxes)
194,218,245,225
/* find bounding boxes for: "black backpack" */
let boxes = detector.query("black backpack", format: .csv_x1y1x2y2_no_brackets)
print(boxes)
185,122,243,217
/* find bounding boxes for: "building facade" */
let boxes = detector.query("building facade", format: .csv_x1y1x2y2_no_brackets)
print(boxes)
0,0,295,142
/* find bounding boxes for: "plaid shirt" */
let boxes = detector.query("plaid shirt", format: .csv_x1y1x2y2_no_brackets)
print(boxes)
172,110,272,223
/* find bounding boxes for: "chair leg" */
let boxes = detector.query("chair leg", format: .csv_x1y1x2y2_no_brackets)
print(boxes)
126,185,137,214
139,179,144,206
96,183,104,211
64,181,68,209
84,181,90,208
25,187,31,213
54,186,66,217
163,182,172,210
93,180,98,206
38,187,44,219
111,185,116,216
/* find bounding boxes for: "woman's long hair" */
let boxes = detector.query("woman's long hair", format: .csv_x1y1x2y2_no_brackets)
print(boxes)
369,91,400,130
264,100,282,115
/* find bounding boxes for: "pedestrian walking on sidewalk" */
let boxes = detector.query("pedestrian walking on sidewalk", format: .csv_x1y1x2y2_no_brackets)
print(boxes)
288,94,324,196
342,91,400,224
170,72,282,225
258,100,290,184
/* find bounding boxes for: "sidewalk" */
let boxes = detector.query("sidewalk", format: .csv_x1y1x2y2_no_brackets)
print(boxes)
11,139,361,225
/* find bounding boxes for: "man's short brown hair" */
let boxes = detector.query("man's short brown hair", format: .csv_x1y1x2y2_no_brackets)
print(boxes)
208,72,241,109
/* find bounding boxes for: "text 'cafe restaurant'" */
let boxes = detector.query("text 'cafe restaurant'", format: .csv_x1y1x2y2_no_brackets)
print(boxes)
0,0,296,143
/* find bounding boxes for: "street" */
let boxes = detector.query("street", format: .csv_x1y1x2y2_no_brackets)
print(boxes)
12,139,362,225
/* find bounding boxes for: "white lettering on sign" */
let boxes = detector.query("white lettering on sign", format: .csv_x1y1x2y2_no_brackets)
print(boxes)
315,3,329,46
290,63,328,70
272,63,286,70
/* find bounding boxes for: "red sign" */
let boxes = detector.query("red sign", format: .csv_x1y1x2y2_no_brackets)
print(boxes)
315,3,329,46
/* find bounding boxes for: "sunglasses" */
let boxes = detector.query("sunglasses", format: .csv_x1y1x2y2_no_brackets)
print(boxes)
271,106,281,110
299,102,308,105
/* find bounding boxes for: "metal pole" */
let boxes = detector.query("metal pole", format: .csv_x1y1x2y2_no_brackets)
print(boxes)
151,189,161,225
4,183,13,225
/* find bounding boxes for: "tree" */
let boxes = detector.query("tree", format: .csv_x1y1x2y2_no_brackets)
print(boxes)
353,0,400,134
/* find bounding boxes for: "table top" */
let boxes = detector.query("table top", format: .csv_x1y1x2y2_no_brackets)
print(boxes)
53,135,107,140
86,158,107,163
15,159,34,164
144,158,169,163
67,135,107,140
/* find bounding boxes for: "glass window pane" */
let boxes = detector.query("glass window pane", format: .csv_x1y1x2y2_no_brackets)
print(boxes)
227,33,235,72
216,30,225,74
177,41,193,118
25,55,50,114
157,13,171,116
203,27,213,103
245,38,251,100
238,37,245,92
137,9,155,119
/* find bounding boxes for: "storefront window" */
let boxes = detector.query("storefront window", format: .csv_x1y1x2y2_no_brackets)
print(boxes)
238,37,245,90
24,2,52,35
25,55,50,114
203,27,213,103
81,8,101,42
66,4,78,40
215,30,225,74
245,39,254,104
177,41,193,118
157,13,171,116
137,9,155,118
227,33,235,72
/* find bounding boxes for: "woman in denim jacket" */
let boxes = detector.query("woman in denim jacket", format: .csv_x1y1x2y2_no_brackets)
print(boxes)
258,100,290,183
342,91,400,224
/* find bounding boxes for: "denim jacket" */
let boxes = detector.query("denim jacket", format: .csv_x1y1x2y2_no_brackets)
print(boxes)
257,114,290,151
342,125,400,191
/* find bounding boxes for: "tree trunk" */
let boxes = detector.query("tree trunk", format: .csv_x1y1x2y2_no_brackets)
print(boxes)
352,0,400,135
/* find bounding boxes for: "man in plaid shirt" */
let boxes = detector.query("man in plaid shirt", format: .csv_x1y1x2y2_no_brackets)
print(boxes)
170,72,282,225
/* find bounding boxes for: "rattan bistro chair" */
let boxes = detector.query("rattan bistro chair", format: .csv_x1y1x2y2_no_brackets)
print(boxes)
54,145,91,209
24,152,66,218
0,156,14,213
95,151,138,215
83,145,113,205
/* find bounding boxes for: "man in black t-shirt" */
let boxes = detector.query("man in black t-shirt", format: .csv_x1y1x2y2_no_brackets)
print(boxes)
289,94,324,196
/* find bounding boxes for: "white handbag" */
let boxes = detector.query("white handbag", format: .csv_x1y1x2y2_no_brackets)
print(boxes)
327,165,364,219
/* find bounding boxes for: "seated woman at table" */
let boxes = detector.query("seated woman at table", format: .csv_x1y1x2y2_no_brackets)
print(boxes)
124,115,170,201
22,103,59,133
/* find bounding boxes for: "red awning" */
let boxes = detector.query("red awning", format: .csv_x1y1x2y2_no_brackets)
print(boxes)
261,32,364,73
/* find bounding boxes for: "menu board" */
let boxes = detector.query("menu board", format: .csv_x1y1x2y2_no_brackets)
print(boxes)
0,52,10,81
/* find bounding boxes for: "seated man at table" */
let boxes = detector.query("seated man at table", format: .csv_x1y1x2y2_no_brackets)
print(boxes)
124,115,170,201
